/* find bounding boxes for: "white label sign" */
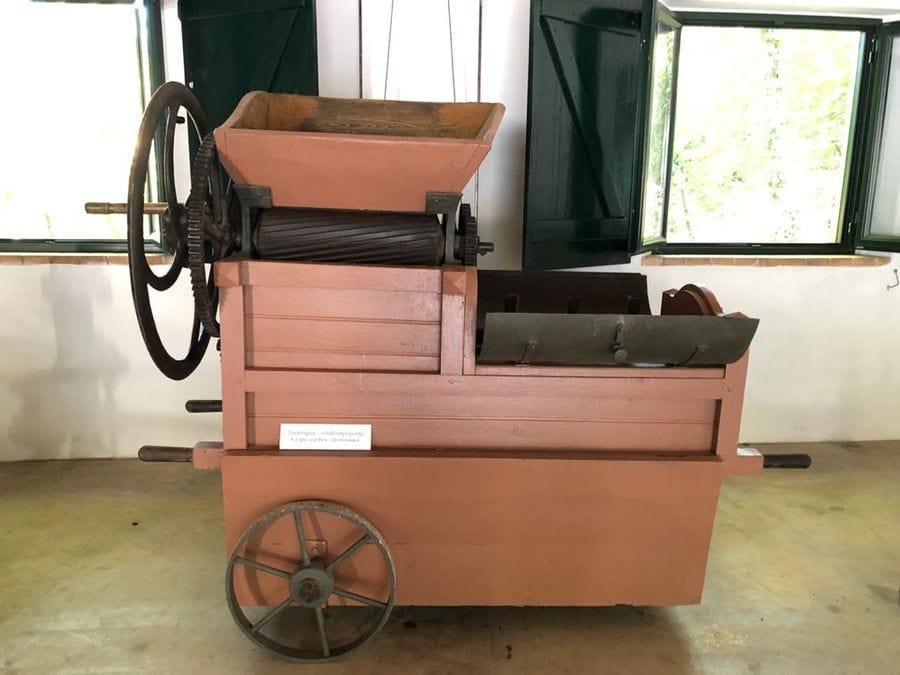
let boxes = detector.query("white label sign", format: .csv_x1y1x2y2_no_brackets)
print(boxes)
279,423,372,451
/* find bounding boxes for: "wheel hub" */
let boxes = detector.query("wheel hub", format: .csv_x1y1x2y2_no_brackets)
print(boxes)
289,564,334,608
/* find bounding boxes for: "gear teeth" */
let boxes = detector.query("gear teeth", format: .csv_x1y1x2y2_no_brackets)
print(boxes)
460,203,479,266
186,134,222,339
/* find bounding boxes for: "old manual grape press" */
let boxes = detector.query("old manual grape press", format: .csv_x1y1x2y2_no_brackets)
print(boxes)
87,81,762,662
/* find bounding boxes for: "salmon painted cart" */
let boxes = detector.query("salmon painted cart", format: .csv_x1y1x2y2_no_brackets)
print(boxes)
88,82,761,662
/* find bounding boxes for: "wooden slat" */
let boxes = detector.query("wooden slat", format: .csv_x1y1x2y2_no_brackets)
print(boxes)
463,267,477,375
246,318,440,356
440,268,466,375
248,391,714,423
245,285,441,322
243,370,728,399
238,260,443,292
474,364,726,379
220,286,247,449
247,351,439,372
247,416,714,452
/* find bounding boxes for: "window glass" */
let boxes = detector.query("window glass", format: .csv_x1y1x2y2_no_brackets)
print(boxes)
667,26,861,244
0,2,145,241
642,17,676,244
868,35,900,238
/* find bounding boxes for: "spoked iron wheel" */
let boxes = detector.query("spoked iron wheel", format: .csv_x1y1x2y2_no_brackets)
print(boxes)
226,501,396,662
126,82,214,380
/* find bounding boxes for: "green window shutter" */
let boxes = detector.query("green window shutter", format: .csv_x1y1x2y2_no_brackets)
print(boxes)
179,0,318,129
523,0,646,270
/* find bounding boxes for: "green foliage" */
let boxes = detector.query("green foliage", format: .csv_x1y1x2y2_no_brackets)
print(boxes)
666,26,861,244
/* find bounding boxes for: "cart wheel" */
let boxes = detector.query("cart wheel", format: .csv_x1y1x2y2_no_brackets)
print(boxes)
226,501,396,662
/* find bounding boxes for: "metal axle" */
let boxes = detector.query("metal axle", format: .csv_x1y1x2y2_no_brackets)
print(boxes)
84,201,168,215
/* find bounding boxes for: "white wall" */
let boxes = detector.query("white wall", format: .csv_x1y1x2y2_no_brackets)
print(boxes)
0,265,221,461
0,1,898,461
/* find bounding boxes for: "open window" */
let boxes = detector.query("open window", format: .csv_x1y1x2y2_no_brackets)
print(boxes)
0,0,163,253
524,1,897,267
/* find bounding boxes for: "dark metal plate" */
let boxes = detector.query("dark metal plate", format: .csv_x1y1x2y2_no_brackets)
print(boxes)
478,313,759,366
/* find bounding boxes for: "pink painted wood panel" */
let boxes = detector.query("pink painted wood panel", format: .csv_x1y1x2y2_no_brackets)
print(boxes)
229,261,445,374
245,317,440,369
463,267,478,375
224,260,443,292
245,285,441,322
439,268,466,375
214,93,505,212
222,453,722,606
243,371,719,453
219,286,247,450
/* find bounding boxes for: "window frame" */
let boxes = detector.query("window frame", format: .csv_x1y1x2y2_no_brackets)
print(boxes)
637,2,681,252
647,11,879,256
855,21,900,253
0,0,166,255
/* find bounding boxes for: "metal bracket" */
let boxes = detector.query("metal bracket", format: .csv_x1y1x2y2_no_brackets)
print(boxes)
425,191,462,215
232,184,273,259
425,191,463,264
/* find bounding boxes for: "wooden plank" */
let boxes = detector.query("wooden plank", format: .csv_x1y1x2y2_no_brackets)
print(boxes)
714,352,762,475
221,453,722,606
246,317,440,357
248,390,715,423
220,286,247,449
238,260,443,292
463,266,477,375
440,267,466,375
242,370,729,399
475,364,726,379
245,285,441,322
247,350,439,372
247,416,715,452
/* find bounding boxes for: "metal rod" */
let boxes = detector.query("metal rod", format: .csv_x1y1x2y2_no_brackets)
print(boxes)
235,557,293,579
762,453,812,469
315,607,331,657
251,596,293,635
85,202,168,215
294,511,311,567
137,446,192,462
185,399,222,413
332,587,386,608
326,534,371,572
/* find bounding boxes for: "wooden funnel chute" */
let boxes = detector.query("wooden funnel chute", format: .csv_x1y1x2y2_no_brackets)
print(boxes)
214,92,506,212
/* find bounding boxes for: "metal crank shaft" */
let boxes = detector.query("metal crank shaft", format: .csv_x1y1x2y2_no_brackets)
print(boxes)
84,201,168,215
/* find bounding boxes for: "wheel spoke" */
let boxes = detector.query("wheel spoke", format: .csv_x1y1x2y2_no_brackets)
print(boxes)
315,607,330,657
325,534,371,572
250,596,293,635
235,556,292,579
294,511,311,566
163,104,180,216
332,587,387,609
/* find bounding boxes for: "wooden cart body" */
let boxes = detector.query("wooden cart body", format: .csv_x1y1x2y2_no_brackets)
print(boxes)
196,260,760,608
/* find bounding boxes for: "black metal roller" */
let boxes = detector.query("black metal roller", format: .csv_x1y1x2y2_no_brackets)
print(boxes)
126,81,212,380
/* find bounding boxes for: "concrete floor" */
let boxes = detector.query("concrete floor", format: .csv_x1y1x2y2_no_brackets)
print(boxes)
0,442,898,674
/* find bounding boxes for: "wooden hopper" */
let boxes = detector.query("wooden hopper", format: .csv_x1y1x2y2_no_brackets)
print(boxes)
214,93,505,212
